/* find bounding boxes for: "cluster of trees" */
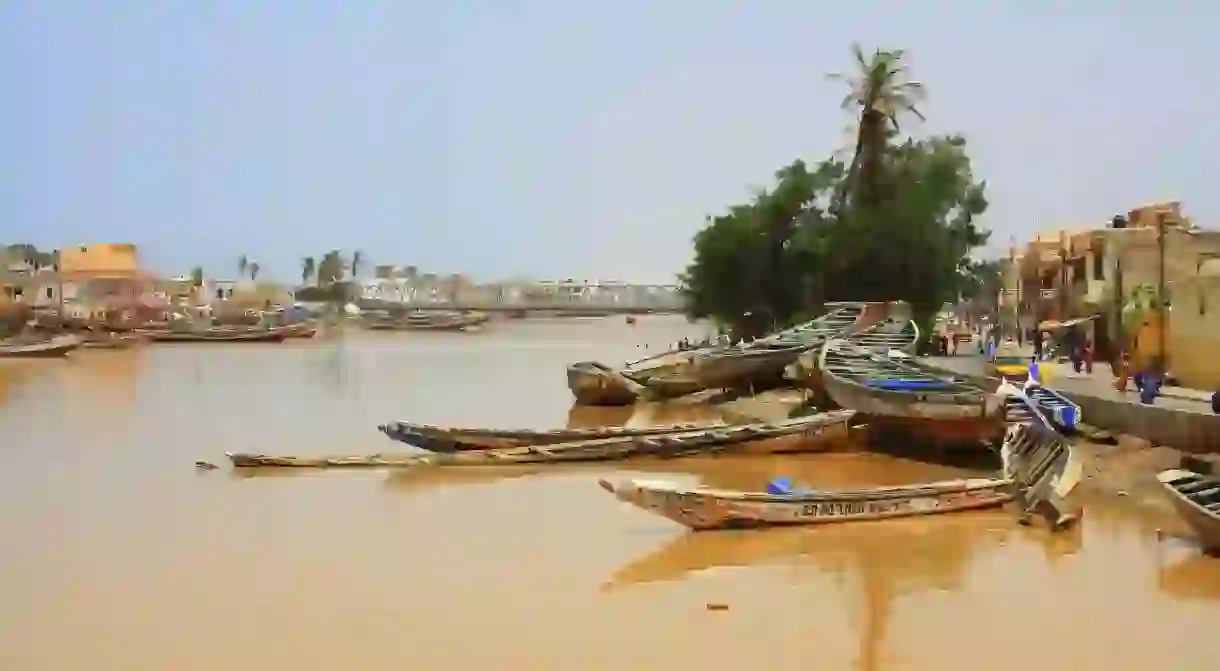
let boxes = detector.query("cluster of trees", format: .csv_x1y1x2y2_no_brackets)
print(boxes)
681,45,1001,337
294,250,363,302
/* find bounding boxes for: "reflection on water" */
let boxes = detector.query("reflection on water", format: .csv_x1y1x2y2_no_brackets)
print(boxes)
4,316,1220,670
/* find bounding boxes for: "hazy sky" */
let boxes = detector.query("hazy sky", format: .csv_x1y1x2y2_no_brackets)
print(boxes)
2,1,1215,284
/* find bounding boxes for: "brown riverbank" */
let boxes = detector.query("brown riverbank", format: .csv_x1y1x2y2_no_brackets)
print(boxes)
4,316,1220,671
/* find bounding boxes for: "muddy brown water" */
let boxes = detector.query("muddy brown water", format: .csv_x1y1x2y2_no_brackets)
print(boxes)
2,315,1220,670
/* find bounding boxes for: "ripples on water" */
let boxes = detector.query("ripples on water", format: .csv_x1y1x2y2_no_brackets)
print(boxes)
2,316,1220,670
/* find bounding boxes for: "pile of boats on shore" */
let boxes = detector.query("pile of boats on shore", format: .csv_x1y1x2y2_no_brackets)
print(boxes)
223,300,1097,535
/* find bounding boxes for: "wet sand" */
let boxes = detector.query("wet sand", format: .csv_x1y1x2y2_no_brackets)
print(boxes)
3,315,1220,670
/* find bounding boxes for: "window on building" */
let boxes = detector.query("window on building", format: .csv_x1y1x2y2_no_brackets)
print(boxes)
45,286,54,299
1092,245,1105,280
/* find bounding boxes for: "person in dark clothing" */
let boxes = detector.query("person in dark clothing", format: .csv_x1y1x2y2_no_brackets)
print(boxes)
1212,390,1219,414
1032,329,1044,361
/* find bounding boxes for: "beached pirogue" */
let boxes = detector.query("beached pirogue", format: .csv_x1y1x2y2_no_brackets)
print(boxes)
379,419,730,452
819,338,1005,446
598,415,1080,531
226,409,857,468
566,302,870,406
1157,469,1220,554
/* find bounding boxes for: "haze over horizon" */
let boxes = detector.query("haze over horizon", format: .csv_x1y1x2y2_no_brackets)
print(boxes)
2,2,1216,285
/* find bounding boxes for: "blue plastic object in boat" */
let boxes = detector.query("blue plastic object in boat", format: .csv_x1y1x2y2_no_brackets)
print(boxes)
767,476,794,495
864,379,954,391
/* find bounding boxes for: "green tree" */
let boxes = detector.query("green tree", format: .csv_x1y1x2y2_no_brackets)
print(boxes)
828,44,925,215
190,266,204,287
248,261,261,282
680,45,990,337
350,250,363,279
238,254,248,279
317,250,344,287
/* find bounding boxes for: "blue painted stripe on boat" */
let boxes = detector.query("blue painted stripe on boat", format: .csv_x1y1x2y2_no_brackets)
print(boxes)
864,379,956,391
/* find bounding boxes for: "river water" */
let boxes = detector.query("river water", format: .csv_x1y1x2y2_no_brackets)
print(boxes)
2,315,1220,670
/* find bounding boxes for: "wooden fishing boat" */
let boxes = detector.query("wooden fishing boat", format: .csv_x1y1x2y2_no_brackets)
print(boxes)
689,343,811,391
279,321,318,338
995,380,1080,433
379,418,726,452
622,367,705,399
0,334,82,358
566,361,645,406
819,338,1004,445
1000,421,1082,528
1157,469,1220,553
80,332,144,349
598,476,1012,530
844,315,920,354
791,314,919,388
599,416,1079,531
227,409,857,469
755,302,869,347
620,304,872,401
148,327,286,343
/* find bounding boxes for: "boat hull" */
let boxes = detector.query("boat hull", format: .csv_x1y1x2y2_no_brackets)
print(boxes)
600,476,1013,530
566,362,643,406
601,417,1079,531
692,346,807,390
819,339,1005,446
149,329,286,343
80,333,143,349
378,419,725,452
0,335,82,358
1158,469,1220,553
228,409,857,469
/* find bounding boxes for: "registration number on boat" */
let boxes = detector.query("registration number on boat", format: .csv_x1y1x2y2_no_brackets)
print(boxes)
797,497,942,518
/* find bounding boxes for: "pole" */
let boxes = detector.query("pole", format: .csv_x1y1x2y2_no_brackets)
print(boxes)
1157,213,1168,376
1112,215,1126,362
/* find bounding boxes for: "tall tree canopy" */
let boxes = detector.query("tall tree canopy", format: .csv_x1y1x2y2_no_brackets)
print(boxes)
681,45,995,338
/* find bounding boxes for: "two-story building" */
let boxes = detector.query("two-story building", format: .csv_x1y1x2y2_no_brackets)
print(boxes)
1013,202,1220,388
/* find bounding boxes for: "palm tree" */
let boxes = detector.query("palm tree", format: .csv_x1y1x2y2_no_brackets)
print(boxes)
248,261,261,282
350,250,363,280
238,254,248,279
190,265,204,287
302,257,316,287
828,44,925,215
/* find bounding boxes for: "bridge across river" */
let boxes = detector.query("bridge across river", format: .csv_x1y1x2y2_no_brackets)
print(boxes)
355,298,686,315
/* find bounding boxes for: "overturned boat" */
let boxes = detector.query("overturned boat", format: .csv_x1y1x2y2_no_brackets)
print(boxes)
819,338,1004,446
1157,469,1220,554
378,418,726,452
227,409,856,469
599,417,1079,531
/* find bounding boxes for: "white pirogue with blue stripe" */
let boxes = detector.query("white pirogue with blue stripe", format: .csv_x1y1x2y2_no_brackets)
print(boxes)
996,379,1081,434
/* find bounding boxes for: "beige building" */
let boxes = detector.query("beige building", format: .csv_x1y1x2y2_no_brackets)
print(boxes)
1010,202,1220,389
